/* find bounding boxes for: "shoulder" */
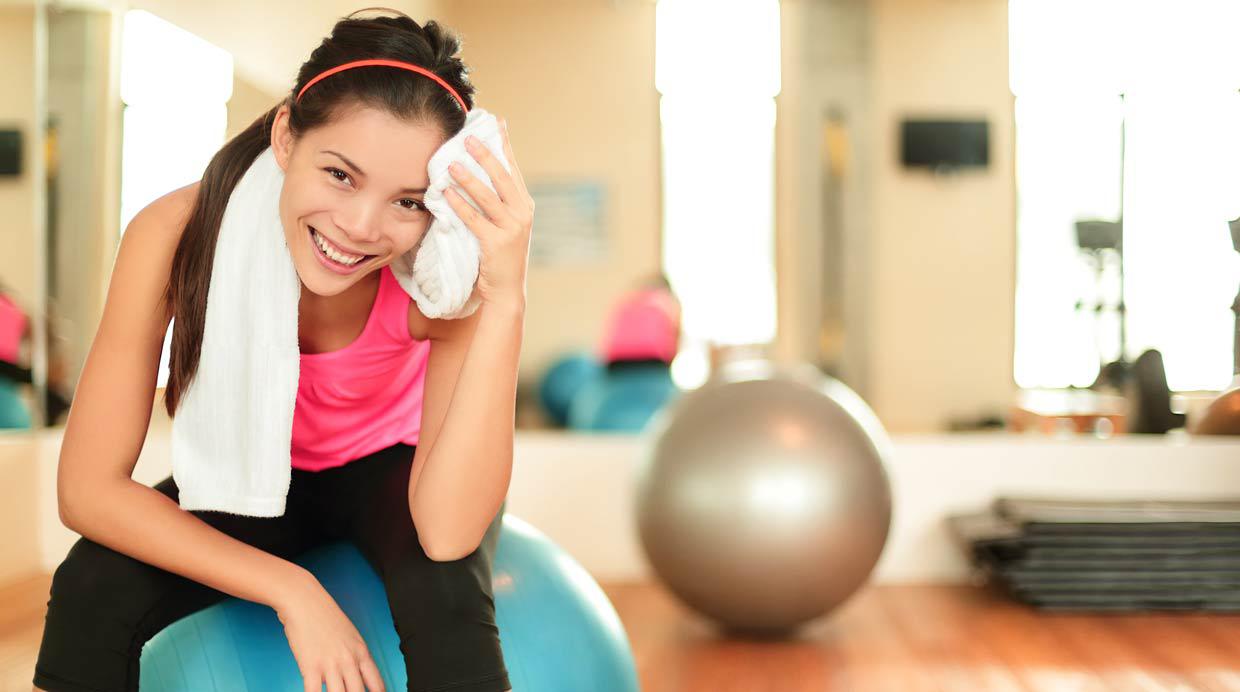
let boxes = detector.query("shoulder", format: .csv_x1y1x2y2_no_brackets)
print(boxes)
135,180,200,241
108,182,202,332
413,303,483,345
154,180,200,221
406,298,432,342
121,181,200,261
404,287,484,344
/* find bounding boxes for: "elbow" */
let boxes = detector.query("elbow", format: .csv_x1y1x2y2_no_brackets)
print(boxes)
412,508,481,562
420,534,480,562
58,473,120,533
57,486,87,533
57,501,75,532
425,543,473,563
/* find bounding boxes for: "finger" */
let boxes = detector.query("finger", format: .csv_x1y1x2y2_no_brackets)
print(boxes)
303,672,320,692
358,653,386,692
444,187,499,235
464,135,522,207
325,667,346,692
498,118,528,194
342,658,366,692
449,160,515,227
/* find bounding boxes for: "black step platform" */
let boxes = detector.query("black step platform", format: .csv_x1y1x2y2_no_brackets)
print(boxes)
948,497,1240,612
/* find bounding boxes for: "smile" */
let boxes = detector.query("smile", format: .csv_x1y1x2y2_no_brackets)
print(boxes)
308,226,375,273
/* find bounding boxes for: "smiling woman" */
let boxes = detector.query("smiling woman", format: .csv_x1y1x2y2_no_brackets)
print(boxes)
33,9,526,692
271,105,445,292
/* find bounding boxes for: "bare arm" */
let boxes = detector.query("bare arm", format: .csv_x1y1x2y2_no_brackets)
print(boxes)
408,297,523,561
57,183,318,612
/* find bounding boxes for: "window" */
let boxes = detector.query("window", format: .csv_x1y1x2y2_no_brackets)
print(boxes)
119,10,231,388
1011,0,1240,392
655,0,780,387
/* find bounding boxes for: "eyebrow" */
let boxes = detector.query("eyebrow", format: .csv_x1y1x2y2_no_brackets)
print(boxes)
321,149,428,194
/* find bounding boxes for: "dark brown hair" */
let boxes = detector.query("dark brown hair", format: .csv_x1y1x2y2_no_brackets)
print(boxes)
162,9,475,417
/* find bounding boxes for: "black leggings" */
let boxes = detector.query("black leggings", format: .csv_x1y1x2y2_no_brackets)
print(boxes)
33,441,511,692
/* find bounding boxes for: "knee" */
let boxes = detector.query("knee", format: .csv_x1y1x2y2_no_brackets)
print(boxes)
48,537,163,612
51,539,128,602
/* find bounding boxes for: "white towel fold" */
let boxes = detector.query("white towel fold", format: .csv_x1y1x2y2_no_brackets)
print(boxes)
171,107,509,517
393,108,511,319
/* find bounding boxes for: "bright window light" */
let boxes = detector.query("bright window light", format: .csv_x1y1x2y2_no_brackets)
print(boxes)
119,10,231,233
120,10,232,388
655,0,780,98
1011,0,1240,392
656,0,780,389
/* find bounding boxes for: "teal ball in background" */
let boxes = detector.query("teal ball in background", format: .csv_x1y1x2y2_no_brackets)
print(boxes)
568,363,679,433
0,378,31,429
140,514,640,692
538,351,604,426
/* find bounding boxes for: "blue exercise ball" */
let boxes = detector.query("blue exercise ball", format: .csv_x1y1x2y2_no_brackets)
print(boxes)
139,514,640,692
0,378,31,429
568,363,679,433
538,351,603,426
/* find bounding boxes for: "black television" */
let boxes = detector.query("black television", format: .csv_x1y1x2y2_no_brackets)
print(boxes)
0,129,20,176
900,119,989,171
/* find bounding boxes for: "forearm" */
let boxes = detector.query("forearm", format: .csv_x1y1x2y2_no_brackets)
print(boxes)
411,298,524,556
63,478,318,614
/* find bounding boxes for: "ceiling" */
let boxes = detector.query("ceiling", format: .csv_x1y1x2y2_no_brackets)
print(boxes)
126,0,438,95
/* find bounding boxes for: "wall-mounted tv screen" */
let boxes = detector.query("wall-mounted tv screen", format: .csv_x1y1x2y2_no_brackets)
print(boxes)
0,129,20,176
900,119,989,170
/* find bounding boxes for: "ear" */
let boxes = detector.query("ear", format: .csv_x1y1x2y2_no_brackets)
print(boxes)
270,103,294,172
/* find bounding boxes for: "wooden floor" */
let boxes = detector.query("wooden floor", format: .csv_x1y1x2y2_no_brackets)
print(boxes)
3,573,1240,692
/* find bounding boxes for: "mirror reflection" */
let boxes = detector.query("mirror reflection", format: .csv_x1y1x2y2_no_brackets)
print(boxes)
4,5,1240,692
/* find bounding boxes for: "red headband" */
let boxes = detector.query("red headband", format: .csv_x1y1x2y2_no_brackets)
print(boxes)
295,58,469,113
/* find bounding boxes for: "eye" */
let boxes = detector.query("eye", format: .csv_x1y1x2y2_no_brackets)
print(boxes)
324,167,352,186
397,198,428,213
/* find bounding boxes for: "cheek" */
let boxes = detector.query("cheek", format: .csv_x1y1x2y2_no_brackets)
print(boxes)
283,170,328,213
393,222,431,254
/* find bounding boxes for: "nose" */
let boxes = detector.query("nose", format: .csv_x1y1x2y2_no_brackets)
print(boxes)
336,196,383,248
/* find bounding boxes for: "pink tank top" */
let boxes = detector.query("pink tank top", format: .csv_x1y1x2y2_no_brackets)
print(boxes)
291,264,428,471
599,287,680,364
0,293,27,364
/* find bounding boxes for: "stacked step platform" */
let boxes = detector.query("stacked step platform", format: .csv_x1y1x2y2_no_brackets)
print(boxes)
950,498,1240,611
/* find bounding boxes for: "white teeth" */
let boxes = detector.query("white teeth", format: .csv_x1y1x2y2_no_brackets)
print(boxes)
311,228,364,265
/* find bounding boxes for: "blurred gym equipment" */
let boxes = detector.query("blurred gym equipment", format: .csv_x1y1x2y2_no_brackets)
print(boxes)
635,360,892,637
1193,217,1240,435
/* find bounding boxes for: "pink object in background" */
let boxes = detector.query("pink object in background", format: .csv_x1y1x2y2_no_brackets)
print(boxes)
0,293,27,364
600,287,681,365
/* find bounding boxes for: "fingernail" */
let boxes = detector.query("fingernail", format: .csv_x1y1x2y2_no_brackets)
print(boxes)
449,162,462,174
465,135,479,148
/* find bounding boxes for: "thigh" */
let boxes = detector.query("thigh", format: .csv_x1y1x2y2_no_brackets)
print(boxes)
340,445,511,692
34,471,324,692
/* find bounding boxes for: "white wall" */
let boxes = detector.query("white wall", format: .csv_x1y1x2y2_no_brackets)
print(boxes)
867,0,1017,431
15,425,1240,585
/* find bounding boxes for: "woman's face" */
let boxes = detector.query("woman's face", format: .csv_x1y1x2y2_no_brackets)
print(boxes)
270,103,447,297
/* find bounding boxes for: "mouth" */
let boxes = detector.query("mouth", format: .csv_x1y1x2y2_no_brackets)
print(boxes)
307,225,377,274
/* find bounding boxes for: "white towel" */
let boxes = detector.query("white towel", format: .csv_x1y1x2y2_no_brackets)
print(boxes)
171,108,510,517
393,108,512,319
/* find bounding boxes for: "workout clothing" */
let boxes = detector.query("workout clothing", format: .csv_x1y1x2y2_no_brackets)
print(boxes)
292,264,429,471
34,441,511,692
599,287,679,365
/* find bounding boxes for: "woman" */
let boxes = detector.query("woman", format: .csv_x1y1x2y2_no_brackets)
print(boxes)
33,10,530,692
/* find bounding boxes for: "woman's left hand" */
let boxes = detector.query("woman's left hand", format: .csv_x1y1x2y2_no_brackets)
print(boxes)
445,118,534,310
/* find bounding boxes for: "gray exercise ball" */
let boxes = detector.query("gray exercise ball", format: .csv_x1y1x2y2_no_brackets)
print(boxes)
634,360,893,636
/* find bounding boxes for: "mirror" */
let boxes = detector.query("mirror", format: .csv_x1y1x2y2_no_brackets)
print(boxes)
5,1,1234,437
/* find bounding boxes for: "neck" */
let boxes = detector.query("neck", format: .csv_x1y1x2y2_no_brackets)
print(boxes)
299,267,381,319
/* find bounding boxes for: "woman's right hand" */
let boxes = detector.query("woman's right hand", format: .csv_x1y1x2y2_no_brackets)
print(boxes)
275,575,387,692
